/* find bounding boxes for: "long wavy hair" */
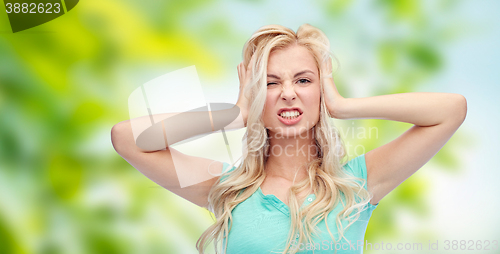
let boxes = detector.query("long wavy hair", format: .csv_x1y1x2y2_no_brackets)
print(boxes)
196,23,372,254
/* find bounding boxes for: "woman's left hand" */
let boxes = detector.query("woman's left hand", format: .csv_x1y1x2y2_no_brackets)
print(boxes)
321,57,345,118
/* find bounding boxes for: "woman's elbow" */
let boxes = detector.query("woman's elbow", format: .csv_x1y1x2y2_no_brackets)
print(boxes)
111,121,133,156
450,93,467,124
457,94,467,122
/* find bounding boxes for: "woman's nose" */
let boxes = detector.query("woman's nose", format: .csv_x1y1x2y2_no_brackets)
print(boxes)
280,83,296,101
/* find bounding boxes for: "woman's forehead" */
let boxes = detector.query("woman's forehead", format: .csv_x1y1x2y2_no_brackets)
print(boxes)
267,45,318,76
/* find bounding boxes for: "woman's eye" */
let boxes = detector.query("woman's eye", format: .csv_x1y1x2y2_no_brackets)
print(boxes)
267,82,278,86
297,79,310,84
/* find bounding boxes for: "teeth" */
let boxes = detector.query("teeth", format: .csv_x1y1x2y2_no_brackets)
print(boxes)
280,110,300,119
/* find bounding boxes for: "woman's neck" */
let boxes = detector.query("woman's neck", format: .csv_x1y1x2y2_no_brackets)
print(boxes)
264,132,318,182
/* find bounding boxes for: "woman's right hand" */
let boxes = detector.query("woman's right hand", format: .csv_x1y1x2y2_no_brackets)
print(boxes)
236,55,256,127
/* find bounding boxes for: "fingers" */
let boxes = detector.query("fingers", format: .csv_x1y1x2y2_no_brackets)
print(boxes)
238,53,258,88
323,56,331,71
237,62,243,82
322,56,333,78
238,64,247,88
247,52,258,74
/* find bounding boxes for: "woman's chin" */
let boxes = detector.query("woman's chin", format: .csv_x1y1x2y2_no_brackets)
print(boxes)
267,126,315,139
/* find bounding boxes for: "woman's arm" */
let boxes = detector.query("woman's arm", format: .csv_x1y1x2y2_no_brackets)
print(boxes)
110,106,244,208
111,58,254,208
322,59,467,205
118,105,244,153
333,93,467,125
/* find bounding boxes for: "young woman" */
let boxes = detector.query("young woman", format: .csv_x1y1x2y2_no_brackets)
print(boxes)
111,24,467,254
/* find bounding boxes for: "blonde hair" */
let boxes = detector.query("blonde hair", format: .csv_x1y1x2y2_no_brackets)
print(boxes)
197,23,372,254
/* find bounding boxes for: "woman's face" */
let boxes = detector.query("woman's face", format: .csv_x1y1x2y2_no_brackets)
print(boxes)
262,44,321,138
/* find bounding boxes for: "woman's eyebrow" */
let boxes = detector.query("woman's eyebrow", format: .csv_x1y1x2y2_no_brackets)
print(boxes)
293,70,315,78
267,70,316,79
267,74,280,79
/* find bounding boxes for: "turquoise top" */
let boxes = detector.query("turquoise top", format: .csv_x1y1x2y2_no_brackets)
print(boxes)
219,154,378,254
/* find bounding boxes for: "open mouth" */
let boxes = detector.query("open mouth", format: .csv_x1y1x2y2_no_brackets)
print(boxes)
278,110,303,120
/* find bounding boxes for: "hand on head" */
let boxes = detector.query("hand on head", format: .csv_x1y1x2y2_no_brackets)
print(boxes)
321,56,344,118
236,53,257,126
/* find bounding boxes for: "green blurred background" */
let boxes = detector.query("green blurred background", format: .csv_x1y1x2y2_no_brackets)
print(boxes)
0,0,499,253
